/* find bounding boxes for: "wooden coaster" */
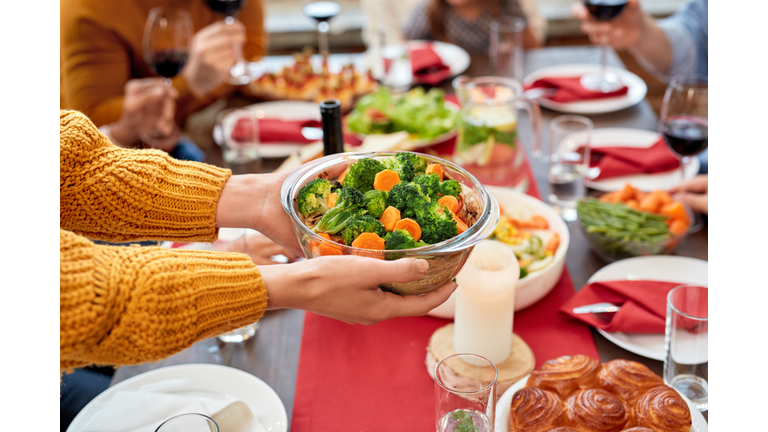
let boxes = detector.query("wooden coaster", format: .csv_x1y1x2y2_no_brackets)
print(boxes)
426,323,535,396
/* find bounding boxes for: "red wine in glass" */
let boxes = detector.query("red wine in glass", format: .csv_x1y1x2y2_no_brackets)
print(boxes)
149,49,190,79
583,0,629,21
662,115,708,157
580,0,628,92
303,1,340,22
205,0,245,19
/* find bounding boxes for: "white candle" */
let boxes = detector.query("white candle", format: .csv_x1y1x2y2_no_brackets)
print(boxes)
454,239,520,366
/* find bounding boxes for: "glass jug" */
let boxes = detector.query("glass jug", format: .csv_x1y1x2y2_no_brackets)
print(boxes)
452,76,541,191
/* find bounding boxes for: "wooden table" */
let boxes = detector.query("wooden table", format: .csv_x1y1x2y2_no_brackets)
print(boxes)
111,46,708,426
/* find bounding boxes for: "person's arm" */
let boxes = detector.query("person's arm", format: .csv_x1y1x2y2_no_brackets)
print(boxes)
518,0,547,48
239,0,268,61
402,1,433,41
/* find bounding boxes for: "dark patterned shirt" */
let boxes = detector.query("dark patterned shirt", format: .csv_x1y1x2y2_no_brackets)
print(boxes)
402,0,527,54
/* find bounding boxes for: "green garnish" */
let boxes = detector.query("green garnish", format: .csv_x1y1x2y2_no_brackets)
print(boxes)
451,410,479,432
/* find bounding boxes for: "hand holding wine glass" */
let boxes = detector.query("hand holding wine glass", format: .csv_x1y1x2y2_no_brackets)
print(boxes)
110,78,180,150
572,0,646,49
576,0,630,92
204,0,263,85
182,20,247,96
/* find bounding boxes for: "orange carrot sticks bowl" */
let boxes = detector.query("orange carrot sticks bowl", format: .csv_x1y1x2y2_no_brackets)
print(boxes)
280,151,500,296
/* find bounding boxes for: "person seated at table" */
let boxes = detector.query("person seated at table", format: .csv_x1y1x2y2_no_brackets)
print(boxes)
571,0,707,80
59,0,267,157
669,174,708,215
60,110,457,374
402,0,545,54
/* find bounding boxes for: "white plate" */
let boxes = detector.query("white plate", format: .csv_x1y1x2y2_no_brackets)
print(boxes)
427,186,568,319
496,375,707,432
68,364,288,432
522,63,647,114
587,256,708,361
214,101,321,158
363,40,471,85
571,127,700,192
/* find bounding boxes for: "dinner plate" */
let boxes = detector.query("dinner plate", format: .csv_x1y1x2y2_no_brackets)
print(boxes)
495,374,708,432
363,40,471,85
588,256,708,361
522,63,647,114
567,127,700,192
427,186,568,319
68,364,288,432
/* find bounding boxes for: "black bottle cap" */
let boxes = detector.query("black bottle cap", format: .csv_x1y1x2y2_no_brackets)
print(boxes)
320,99,344,156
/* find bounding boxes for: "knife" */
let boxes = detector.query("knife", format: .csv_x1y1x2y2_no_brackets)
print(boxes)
572,303,621,314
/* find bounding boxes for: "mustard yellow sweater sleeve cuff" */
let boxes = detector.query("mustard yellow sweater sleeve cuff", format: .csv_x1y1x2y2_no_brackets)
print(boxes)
60,110,231,243
60,229,267,371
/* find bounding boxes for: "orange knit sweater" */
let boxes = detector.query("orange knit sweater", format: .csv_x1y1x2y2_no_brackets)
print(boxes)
60,110,267,372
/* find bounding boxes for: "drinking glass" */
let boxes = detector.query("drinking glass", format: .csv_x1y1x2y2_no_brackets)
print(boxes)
213,228,260,343
659,74,708,199
204,0,263,85
369,25,411,94
548,115,593,221
664,284,708,412
434,353,497,432
303,1,341,57
155,413,219,432
214,108,262,175
489,17,526,81
580,0,629,92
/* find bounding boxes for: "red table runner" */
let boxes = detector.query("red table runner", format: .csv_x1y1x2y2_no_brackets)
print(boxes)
290,134,599,432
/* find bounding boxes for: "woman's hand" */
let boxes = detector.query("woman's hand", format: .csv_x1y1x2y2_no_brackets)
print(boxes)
669,174,708,215
571,0,647,49
182,20,246,97
110,78,179,149
259,256,458,325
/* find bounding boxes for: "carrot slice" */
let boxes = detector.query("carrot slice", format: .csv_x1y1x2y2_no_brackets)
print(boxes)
327,192,338,208
451,212,468,234
379,206,401,232
373,169,401,192
519,215,549,229
625,199,640,210
338,166,351,185
599,191,621,203
394,218,422,242
651,190,673,205
437,195,459,214
668,219,689,236
425,163,444,181
660,201,690,225
311,233,343,256
351,232,386,250
639,193,662,213
545,232,560,253
618,184,636,202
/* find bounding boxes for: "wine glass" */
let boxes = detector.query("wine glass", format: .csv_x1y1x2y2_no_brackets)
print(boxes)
303,1,341,57
155,413,219,432
659,74,707,200
580,0,629,92
204,0,262,85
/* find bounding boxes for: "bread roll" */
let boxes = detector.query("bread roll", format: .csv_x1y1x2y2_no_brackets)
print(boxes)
565,388,632,432
633,385,692,432
598,359,664,404
526,355,601,397
508,387,566,432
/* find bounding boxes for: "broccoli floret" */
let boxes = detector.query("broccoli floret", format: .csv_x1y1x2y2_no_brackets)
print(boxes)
387,181,429,219
363,189,388,219
413,173,441,201
313,187,366,234
413,201,458,244
383,152,427,182
330,181,343,193
297,178,332,217
342,214,386,245
385,229,417,250
439,179,462,199
343,158,385,193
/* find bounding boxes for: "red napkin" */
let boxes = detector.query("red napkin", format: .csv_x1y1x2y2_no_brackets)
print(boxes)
410,44,452,85
525,76,629,103
231,117,320,145
560,280,707,334
587,138,680,180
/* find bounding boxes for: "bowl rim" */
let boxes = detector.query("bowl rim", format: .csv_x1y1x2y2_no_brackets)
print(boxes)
280,150,499,255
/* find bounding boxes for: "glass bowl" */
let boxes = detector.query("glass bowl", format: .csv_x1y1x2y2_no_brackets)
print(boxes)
280,151,500,296
577,199,695,263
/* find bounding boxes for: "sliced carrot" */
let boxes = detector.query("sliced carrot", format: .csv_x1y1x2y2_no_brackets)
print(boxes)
519,215,549,229
651,190,673,205
311,233,343,256
327,192,338,208
337,166,351,185
394,218,422,242
425,163,444,181
599,191,621,203
351,232,386,250
625,199,640,210
659,201,690,225
545,232,560,253
451,212,468,234
634,190,649,202
437,195,459,214
379,206,401,232
618,184,636,202
373,169,401,192
668,219,689,236
639,193,662,213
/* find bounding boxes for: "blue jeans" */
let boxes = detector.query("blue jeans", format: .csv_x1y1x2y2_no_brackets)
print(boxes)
60,368,112,430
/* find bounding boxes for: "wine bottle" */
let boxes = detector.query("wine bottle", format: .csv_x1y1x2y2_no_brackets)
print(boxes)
320,99,344,155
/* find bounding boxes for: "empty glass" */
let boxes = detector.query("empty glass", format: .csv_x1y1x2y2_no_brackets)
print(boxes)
434,353,497,432
214,108,262,175
489,17,526,81
213,228,260,343
664,284,708,412
155,413,219,432
547,115,593,221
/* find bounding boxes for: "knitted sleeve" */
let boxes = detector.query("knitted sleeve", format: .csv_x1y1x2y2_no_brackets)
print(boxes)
60,110,231,243
60,229,267,372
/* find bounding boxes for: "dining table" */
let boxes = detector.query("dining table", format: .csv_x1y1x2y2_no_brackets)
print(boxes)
109,45,709,427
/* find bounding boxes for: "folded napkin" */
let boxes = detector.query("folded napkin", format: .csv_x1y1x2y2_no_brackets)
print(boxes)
410,44,452,85
586,138,680,180
525,76,629,103
232,117,320,145
560,280,706,334
80,390,266,432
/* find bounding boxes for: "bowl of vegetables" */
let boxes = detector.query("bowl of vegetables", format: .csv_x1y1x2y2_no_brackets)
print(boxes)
577,184,694,262
280,151,500,296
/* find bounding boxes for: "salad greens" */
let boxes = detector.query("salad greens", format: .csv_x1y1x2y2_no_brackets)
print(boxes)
346,87,457,140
